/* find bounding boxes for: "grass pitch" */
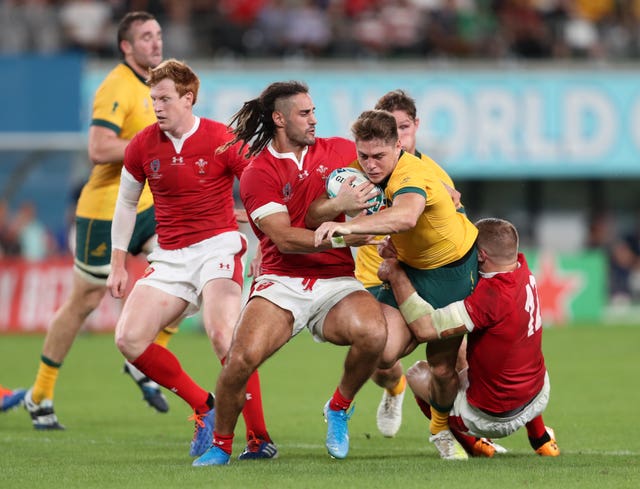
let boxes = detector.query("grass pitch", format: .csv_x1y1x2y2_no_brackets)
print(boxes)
1,324,639,489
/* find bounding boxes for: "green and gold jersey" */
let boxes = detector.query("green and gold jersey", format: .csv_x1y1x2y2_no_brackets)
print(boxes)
76,63,155,220
355,150,477,278
355,150,459,287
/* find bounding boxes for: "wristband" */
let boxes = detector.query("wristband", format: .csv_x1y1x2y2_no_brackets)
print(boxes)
330,236,347,248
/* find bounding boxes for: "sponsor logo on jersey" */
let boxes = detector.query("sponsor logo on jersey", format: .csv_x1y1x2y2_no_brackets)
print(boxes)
171,156,184,165
298,169,309,180
90,242,107,257
218,263,230,270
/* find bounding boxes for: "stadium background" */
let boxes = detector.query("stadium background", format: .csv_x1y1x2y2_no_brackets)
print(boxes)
1,0,639,333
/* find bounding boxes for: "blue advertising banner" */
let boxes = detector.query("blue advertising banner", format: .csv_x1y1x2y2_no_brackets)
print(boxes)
0,55,84,132
83,65,640,178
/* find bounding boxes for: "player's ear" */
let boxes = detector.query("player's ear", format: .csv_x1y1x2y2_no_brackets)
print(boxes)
272,111,285,128
477,247,488,263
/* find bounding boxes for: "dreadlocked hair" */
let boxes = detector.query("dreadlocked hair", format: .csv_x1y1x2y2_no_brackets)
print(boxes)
223,81,309,158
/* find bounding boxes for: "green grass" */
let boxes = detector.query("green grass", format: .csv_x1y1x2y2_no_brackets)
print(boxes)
1,325,639,489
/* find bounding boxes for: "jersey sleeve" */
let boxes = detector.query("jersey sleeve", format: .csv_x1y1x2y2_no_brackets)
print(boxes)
388,153,429,200
90,75,130,134
123,134,146,183
240,164,285,222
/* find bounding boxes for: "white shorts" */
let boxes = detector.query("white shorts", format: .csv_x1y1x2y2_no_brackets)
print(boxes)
136,231,247,317
249,274,366,341
450,369,551,439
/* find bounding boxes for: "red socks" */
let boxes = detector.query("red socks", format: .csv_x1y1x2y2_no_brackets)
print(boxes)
132,343,209,413
329,387,353,411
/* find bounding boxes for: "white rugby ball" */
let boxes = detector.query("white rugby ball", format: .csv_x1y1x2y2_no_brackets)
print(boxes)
325,167,385,215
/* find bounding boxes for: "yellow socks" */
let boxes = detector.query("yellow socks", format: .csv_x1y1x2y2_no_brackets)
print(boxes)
429,406,450,435
387,374,407,397
154,327,176,348
32,360,60,404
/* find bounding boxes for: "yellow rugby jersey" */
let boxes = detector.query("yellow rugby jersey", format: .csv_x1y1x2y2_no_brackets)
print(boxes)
355,151,477,276
76,63,155,220
355,151,458,287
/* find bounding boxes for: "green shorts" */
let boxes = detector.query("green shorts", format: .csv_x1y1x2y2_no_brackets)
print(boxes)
377,245,478,309
74,206,156,281
365,284,384,298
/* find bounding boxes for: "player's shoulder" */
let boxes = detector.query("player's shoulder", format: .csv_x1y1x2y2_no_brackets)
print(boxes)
198,117,227,132
314,136,356,160
131,122,160,145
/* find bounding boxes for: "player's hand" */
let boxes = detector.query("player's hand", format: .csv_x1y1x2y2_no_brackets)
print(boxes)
314,221,352,247
107,267,128,299
335,176,378,217
377,258,402,282
377,236,397,258
248,247,262,277
234,208,249,223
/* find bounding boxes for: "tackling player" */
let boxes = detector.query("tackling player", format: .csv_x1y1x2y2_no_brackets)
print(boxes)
378,218,560,457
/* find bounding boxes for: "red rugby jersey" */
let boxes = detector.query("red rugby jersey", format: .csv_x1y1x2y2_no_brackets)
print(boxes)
464,253,547,414
241,137,357,278
125,118,247,250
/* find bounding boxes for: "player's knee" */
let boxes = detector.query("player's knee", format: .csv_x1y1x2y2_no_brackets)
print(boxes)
428,361,457,382
114,326,144,359
351,317,387,353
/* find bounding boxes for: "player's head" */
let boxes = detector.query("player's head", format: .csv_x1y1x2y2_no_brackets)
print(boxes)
226,81,311,158
375,89,420,155
148,59,199,134
475,218,519,269
117,11,162,72
351,110,401,184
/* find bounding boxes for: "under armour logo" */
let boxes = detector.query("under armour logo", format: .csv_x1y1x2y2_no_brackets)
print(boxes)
172,156,183,164
298,170,309,180
218,263,230,270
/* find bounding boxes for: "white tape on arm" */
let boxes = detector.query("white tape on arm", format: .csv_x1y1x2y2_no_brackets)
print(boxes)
398,291,434,324
431,300,474,338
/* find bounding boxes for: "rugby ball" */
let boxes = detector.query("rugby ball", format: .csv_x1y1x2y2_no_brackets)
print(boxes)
325,167,385,215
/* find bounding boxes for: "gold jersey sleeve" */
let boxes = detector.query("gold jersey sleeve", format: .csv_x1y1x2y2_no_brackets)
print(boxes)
76,63,155,220
355,151,475,286
387,152,477,269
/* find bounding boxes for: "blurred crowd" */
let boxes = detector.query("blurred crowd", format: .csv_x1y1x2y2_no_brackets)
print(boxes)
2,0,640,61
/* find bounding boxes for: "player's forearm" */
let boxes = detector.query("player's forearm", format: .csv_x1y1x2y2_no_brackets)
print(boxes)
111,168,143,251
305,195,344,229
347,207,417,235
271,228,348,253
110,248,128,271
